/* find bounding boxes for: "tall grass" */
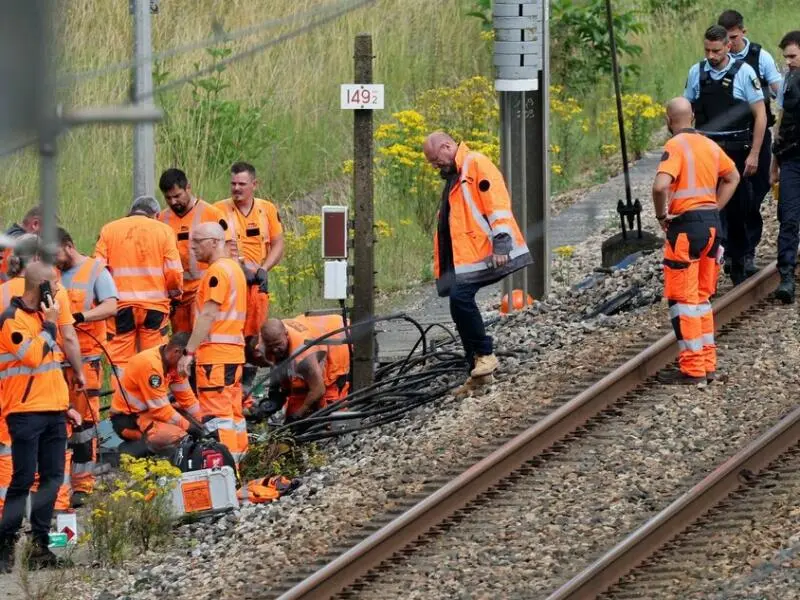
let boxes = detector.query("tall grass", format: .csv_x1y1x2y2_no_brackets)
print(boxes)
0,0,489,252
0,0,795,300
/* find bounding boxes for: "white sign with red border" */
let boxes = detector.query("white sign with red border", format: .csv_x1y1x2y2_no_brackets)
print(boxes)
340,84,384,110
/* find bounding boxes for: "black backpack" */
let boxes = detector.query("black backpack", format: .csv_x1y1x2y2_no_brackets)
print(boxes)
171,436,237,476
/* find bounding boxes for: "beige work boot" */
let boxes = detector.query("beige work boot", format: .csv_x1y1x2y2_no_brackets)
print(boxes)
470,353,499,378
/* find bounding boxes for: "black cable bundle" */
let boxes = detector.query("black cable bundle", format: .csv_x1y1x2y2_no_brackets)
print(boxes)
246,313,469,443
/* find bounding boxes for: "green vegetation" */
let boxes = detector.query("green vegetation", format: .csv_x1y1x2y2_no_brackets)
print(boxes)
0,0,795,315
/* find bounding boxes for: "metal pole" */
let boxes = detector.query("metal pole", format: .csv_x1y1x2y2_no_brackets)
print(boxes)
605,0,632,205
351,33,375,391
132,0,156,200
38,0,58,264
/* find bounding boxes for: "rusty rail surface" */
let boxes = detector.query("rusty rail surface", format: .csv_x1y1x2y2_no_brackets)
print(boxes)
275,263,780,600
546,402,800,600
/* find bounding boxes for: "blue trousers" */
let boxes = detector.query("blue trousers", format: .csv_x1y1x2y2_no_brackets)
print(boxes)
449,281,493,370
0,412,67,546
777,159,800,272
747,129,772,258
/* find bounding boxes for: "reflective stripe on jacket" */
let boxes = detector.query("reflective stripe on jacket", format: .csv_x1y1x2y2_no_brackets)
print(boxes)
195,257,247,365
0,298,69,414
283,314,350,394
63,257,107,358
94,215,183,313
158,199,230,293
110,345,200,428
214,198,282,273
657,130,737,215
433,143,532,289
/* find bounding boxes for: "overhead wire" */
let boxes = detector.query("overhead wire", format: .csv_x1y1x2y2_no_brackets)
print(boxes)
1,0,375,160
138,0,375,101
58,0,353,86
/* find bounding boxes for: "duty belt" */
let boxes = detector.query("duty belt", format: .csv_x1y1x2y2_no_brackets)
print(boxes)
700,128,752,152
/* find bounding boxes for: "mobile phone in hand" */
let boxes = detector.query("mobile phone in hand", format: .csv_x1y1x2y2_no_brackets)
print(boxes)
39,281,54,307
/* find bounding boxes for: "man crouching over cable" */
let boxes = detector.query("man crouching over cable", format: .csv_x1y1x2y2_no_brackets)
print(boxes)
0,263,82,572
253,315,350,422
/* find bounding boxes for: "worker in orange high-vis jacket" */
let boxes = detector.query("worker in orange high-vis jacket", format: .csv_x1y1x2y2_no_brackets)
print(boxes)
423,132,533,383
54,227,118,507
653,98,741,385
95,196,183,378
110,333,204,453
1,234,84,380
0,206,43,283
0,263,83,572
157,168,232,334
177,222,248,465
215,162,284,389
257,314,350,420
0,235,85,515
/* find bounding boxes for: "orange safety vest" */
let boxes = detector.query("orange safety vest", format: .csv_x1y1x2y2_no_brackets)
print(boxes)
432,143,532,287
94,215,183,313
157,199,230,298
214,198,281,273
0,299,70,414
195,257,247,366
658,130,736,215
62,257,108,360
283,314,350,393
1,276,72,357
110,345,200,428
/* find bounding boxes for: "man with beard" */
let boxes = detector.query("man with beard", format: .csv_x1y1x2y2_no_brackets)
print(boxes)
157,169,230,334
683,25,767,285
422,131,532,383
653,98,740,385
54,227,118,506
770,30,800,302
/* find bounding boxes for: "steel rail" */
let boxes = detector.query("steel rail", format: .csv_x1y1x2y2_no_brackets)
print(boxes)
274,263,780,600
547,402,800,600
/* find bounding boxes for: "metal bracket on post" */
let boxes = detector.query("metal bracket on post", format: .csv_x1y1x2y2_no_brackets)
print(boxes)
616,198,643,241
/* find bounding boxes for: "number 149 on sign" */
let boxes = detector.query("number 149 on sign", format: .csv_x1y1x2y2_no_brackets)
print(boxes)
340,84,384,110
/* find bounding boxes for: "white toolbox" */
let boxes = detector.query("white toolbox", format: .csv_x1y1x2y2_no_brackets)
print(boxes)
170,466,239,517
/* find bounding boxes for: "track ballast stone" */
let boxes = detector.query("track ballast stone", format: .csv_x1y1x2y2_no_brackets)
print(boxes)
71,198,782,599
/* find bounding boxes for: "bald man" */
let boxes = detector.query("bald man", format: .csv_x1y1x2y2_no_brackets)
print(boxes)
423,131,532,382
653,97,740,385
177,223,249,464
255,314,350,420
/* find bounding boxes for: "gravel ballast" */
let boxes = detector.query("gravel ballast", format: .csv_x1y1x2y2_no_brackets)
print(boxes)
67,194,786,599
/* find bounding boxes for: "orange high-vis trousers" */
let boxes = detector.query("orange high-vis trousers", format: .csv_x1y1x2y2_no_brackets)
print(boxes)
107,306,169,369
244,287,269,340
65,360,102,494
111,413,189,452
286,378,350,418
170,299,195,335
196,363,248,465
663,210,721,378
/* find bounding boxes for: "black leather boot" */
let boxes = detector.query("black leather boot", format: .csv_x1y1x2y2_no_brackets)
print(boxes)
775,268,796,304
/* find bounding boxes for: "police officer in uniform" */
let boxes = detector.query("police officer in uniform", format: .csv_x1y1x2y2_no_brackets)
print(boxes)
683,25,767,285
718,10,784,269
771,31,800,302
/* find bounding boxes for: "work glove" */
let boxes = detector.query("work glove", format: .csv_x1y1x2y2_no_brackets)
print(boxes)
187,421,208,440
247,268,268,293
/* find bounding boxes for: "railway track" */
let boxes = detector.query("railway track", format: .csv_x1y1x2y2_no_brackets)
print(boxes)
267,263,799,600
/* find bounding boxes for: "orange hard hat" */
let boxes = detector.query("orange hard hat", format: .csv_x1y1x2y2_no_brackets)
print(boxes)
500,289,534,314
